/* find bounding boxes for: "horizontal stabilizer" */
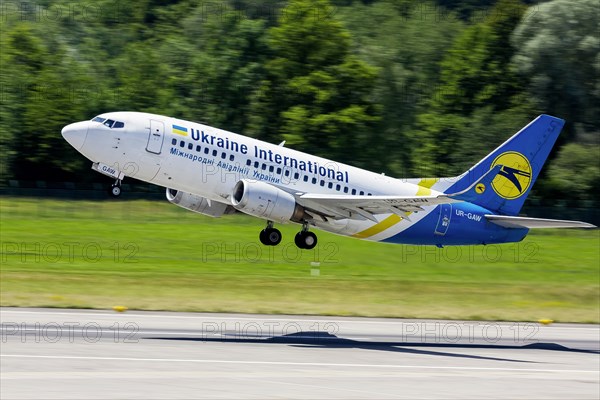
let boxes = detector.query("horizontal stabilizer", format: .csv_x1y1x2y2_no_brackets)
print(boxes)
485,215,596,229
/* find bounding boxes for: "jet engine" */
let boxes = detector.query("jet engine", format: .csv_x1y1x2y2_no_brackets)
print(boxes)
231,179,307,223
166,189,235,218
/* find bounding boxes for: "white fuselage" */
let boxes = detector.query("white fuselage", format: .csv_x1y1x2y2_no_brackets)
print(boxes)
62,111,448,241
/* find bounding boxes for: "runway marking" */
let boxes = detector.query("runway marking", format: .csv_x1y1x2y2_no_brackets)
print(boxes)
234,376,399,398
2,354,598,374
2,310,598,331
0,326,373,340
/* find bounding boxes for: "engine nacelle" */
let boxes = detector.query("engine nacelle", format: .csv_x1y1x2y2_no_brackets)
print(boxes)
166,189,235,218
231,179,306,223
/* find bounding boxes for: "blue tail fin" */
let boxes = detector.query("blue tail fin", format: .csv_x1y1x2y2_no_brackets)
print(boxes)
444,115,565,216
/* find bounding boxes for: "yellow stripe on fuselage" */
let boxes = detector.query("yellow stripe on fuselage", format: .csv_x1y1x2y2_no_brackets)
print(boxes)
352,214,402,239
416,178,439,196
351,177,440,239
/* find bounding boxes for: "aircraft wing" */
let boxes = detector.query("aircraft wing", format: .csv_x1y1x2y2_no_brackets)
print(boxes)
298,193,460,221
297,166,502,222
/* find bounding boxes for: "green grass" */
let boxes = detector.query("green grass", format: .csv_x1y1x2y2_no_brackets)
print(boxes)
1,196,598,322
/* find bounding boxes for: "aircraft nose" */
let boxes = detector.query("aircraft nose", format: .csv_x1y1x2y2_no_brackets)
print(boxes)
61,121,89,150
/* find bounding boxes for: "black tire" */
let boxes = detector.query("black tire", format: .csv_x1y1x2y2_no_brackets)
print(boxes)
266,228,282,246
109,184,121,197
260,228,282,246
303,231,317,250
259,229,269,245
294,232,306,249
295,231,317,250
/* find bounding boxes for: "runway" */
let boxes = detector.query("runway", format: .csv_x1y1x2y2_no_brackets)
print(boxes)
1,308,599,399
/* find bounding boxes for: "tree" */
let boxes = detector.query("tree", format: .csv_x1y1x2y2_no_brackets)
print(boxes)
546,143,600,207
335,0,466,176
168,6,269,133
248,0,379,165
0,23,92,180
413,0,531,176
511,0,600,138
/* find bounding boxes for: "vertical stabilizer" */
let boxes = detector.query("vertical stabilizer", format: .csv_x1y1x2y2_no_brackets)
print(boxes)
444,115,564,215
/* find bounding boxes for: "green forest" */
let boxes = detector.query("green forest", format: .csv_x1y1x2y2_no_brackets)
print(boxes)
1,0,598,207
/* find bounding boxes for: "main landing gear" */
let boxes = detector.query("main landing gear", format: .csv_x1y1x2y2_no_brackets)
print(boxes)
259,221,318,250
108,179,122,197
295,223,317,250
259,221,282,246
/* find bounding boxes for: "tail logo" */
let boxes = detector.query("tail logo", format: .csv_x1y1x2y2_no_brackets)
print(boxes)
490,152,532,199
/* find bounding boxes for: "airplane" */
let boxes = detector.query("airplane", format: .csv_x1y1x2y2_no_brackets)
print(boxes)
61,113,595,249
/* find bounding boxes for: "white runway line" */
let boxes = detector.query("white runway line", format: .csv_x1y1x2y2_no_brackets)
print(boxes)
2,354,598,373
2,309,598,331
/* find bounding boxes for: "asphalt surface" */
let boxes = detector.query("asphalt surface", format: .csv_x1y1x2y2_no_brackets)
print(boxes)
1,307,599,399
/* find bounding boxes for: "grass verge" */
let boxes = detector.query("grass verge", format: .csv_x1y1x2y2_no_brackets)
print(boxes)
1,197,598,322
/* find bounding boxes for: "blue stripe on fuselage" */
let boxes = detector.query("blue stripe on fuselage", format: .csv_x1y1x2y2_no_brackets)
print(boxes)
382,203,528,246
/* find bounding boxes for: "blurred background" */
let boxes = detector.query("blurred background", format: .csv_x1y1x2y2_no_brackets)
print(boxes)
0,0,598,223
0,0,598,320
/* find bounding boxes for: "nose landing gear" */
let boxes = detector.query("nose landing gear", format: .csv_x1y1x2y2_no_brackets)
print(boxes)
108,179,122,197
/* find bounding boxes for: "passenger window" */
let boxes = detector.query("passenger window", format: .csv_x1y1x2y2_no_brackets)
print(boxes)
359,191,364,195
269,166,274,173
328,182,333,189
221,152,226,159
188,143,193,150
229,155,235,161
351,189,356,195
276,168,282,175
204,147,209,154
284,170,290,176
246,159,251,166
196,145,201,152
303,176,308,182
254,161,259,168
320,180,325,186
172,139,177,145
262,164,267,170
312,178,317,184
336,184,341,191
212,150,217,156
344,187,349,193
180,141,185,148
294,172,299,179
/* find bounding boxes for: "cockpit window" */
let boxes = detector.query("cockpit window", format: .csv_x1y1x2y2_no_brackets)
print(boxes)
92,116,125,129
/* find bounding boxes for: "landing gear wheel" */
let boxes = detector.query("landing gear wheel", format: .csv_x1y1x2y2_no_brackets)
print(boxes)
295,231,317,250
259,229,268,244
260,228,282,246
294,232,306,249
109,184,121,197
304,232,317,249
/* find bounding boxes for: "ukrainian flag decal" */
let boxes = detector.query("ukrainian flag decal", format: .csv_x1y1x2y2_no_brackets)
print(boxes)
172,124,188,136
